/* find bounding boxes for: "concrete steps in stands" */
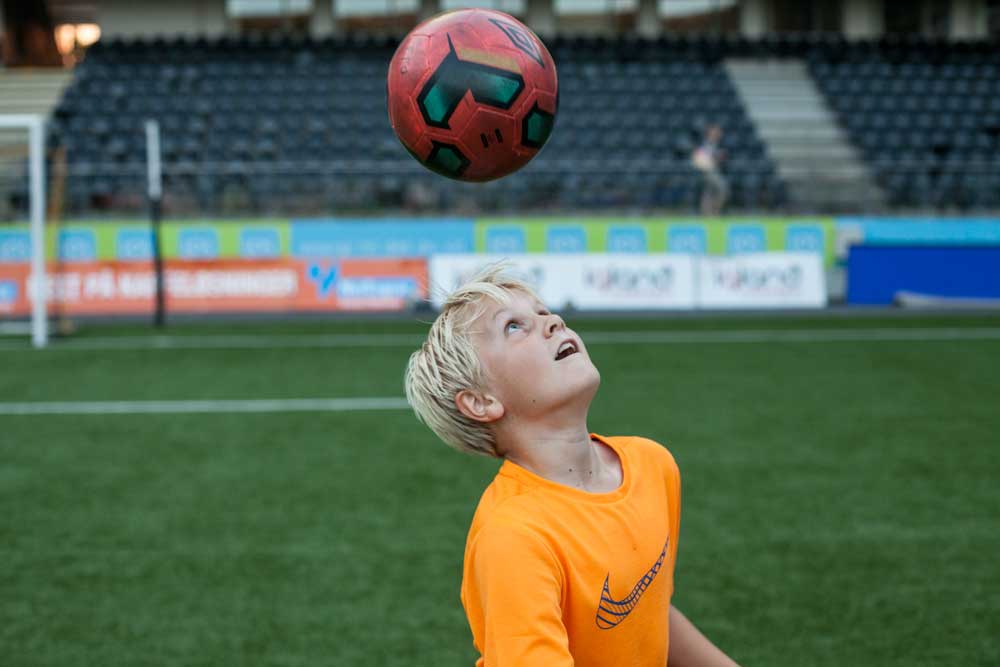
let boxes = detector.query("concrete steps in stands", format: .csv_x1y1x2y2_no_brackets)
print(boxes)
0,68,71,105
0,68,71,144
0,68,72,218
726,59,885,213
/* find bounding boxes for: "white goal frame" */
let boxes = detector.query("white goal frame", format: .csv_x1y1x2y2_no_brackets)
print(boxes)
0,114,47,348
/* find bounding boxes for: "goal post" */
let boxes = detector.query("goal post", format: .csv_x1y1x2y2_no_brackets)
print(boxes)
0,114,47,348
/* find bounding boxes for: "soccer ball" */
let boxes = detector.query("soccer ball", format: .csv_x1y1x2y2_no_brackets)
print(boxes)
386,9,558,182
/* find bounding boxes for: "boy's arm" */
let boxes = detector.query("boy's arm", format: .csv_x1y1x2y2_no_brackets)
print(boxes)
469,523,574,667
668,605,740,667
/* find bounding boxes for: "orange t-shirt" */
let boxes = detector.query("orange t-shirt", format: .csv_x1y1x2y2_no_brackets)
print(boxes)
460,434,682,667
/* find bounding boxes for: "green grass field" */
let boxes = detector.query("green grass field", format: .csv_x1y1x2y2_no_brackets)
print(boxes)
2,314,999,666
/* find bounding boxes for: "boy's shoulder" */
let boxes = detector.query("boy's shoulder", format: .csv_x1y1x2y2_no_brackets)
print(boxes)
469,466,541,526
603,434,678,470
463,470,550,559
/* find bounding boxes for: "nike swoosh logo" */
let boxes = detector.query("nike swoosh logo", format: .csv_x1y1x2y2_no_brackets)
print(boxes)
595,536,669,630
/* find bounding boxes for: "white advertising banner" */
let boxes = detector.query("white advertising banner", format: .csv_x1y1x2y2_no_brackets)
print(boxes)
429,253,826,311
696,253,827,309
429,254,697,310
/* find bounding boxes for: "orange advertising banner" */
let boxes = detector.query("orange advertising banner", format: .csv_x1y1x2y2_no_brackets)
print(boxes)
0,258,427,316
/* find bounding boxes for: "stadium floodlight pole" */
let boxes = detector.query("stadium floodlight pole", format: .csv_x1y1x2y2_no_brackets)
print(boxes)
145,119,166,328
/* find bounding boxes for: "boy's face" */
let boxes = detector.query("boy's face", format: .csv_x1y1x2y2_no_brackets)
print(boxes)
470,290,600,421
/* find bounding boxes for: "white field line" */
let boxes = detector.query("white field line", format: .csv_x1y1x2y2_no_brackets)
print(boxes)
0,333,423,351
1,327,1000,351
582,327,1000,344
0,397,410,416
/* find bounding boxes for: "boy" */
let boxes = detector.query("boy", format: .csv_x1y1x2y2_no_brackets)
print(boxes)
405,265,739,667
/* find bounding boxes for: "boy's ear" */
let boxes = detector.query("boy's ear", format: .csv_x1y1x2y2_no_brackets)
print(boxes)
455,389,505,423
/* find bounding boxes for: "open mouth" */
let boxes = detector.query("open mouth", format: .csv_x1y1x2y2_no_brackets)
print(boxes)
555,340,579,361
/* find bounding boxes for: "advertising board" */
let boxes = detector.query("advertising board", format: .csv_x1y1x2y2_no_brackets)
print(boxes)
429,254,697,310
0,258,426,316
847,245,1000,305
697,253,827,309
430,253,825,311
0,217,838,263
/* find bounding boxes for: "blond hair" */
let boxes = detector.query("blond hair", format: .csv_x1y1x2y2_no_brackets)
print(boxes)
405,263,539,457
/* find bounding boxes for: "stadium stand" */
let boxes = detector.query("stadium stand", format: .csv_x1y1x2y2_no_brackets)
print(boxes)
44,33,782,217
35,32,1000,217
807,37,1000,210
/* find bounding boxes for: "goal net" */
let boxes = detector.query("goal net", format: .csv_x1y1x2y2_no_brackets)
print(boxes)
0,114,48,348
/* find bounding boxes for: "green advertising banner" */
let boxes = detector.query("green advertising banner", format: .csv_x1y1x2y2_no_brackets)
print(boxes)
1,220,289,262
474,217,836,265
1,217,836,266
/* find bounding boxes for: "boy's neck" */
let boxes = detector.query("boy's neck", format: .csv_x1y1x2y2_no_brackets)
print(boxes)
501,422,623,494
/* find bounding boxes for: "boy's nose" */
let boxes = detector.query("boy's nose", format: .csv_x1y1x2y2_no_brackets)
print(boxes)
544,314,565,337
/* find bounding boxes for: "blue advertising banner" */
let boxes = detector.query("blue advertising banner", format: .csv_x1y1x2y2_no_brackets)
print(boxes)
786,224,825,253
178,228,220,259
291,219,475,258
726,224,766,254
606,226,647,253
0,279,17,306
0,231,30,262
239,228,281,258
546,226,587,253
847,245,1000,304
58,229,97,261
667,225,707,254
116,229,153,261
838,218,1000,245
485,226,526,253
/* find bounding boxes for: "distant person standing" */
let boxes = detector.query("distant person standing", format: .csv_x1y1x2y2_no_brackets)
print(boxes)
692,124,729,216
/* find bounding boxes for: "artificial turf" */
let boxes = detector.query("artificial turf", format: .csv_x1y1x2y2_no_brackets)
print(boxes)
2,314,998,666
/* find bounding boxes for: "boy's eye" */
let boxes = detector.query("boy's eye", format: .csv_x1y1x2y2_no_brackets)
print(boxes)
505,320,523,334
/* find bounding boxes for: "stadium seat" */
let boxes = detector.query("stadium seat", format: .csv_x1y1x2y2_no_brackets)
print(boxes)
808,36,1000,210
42,33,981,215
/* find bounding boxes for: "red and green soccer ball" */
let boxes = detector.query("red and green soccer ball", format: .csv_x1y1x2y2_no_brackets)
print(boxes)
386,9,558,182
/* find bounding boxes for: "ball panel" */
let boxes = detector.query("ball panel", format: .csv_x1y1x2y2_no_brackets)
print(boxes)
460,107,530,181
